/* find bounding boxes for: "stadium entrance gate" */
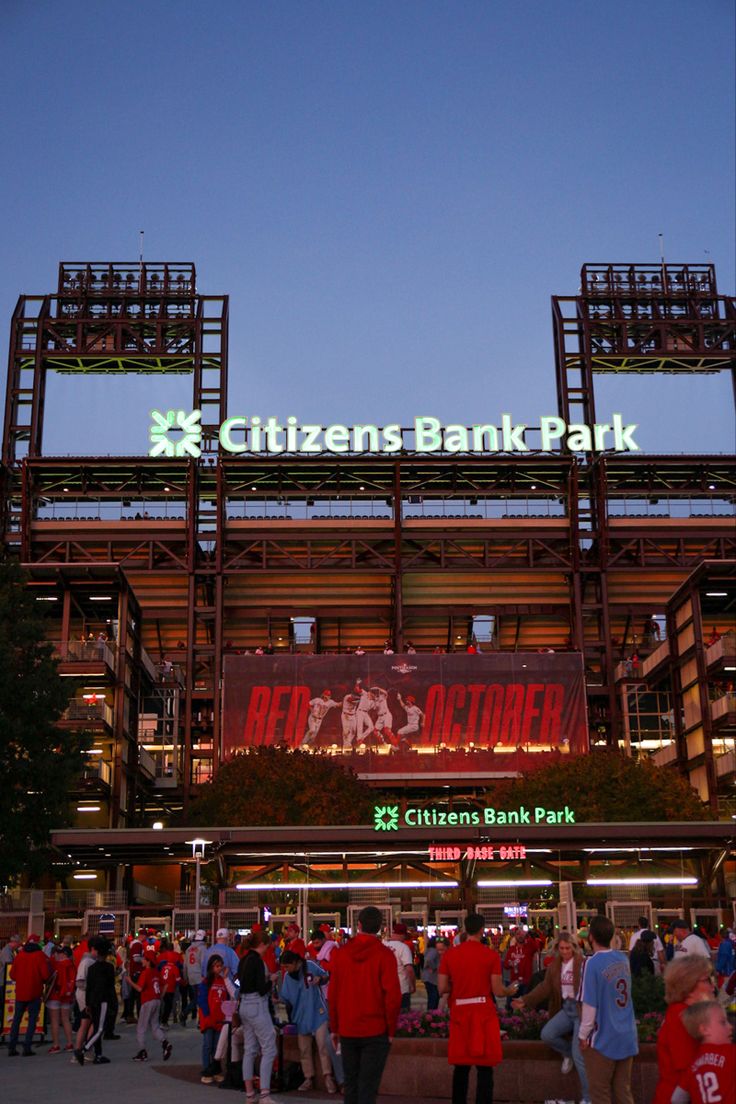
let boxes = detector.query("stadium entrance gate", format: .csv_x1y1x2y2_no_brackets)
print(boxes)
347,904,392,935
605,901,652,932
172,909,215,939
83,909,130,941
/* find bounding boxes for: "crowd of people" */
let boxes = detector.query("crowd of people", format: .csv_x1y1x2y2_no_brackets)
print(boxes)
1,912,734,1104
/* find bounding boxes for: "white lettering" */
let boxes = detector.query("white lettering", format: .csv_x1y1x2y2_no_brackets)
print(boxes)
612,413,639,451
300,425,322,453
354,425,379,451
566,424,592,451
540,416,566,450
415,416,442,452
444,425,469,452
219,416,248,453
382,423,403,452
472,424,498,450
501,414,528,451
324,424,350,452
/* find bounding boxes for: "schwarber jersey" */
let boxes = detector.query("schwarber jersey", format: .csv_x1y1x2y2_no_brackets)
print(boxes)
682,1045,735,1104
579,949,638,1060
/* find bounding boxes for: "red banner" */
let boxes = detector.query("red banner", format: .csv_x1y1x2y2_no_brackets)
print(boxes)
221,653,588,759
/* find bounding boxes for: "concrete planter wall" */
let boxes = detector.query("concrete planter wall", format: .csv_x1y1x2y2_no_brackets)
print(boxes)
285,1036,658,1103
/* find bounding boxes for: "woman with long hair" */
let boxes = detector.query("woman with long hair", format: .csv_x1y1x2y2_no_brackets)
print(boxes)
237,930,278,1104
513,930,590,1103
653,955,719,1104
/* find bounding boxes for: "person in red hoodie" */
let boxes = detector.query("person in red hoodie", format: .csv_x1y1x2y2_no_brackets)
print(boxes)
328,906,401,1104
8,933,52,1056
157,938,183,1026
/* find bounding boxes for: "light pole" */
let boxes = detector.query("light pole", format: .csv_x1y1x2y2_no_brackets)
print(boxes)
186,838,211,935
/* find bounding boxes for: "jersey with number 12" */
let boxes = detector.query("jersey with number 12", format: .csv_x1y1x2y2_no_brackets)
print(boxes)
683,1045,736,1104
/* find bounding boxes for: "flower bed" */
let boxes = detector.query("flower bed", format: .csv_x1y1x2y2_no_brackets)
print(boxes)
395,1005,663,1043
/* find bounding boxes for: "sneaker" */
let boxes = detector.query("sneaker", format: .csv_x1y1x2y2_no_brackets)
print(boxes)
22,1050,36,1057
73,1049,85,1066
103,1033,121,1040
93,1055,111,1064
259,1097,279,1104
162,1041,172,1062
8,1049,19,1057
298,1079,314,1092
325,1074,338,1094
48,1046,61,1054
64,1045,74,1052
213,1073,225,1083
561,1056,574,1075
201,1074,215,1084
132,1049,148,1062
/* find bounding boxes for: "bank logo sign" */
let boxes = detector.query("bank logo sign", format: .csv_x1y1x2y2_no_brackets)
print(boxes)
372,803,576,831
149,409,203,458
148,411,640,457
374,805,401,832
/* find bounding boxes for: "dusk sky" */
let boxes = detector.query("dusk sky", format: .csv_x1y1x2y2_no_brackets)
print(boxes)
1,1,733,456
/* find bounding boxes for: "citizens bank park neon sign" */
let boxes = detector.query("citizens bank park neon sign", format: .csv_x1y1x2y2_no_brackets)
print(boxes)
149,410,640,459
372,803,576,832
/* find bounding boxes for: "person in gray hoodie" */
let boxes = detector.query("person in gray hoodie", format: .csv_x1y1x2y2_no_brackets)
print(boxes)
180,929,208,1025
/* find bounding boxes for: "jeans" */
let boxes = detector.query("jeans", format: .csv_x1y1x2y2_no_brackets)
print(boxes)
202,1026,218,1071
540,998,589,1098
240,993,277,1095
425,981,439,1010
340,1034,391,1104
9,997,41,1053
452,1063,494,1104
400,991,411,1011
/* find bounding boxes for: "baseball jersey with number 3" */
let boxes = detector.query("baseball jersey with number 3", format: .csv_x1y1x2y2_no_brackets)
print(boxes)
579,949,639,1060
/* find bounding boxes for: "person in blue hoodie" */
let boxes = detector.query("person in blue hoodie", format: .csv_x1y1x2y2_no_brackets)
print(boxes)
280,949,338,1094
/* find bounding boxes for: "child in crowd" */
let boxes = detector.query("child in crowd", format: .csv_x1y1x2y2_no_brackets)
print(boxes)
671,1000,734,1104
197,954,236,1084
124,949,172,1063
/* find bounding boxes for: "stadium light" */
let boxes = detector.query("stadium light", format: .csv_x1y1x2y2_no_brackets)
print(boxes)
235,880,458,891
586,876,698,886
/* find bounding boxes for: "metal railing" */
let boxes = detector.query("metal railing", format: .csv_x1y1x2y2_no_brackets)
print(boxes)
62,700,114,727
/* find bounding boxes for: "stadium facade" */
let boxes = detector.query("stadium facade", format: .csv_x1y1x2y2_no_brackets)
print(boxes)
1,261,734,937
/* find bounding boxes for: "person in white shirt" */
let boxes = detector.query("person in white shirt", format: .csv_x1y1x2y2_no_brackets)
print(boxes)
671,918,710,958
397,693,425,740
384,923,415,1011
302,690,340,747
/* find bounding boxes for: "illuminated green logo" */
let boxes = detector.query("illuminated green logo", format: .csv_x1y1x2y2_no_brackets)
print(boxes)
373,805,400,832
149,409,203,458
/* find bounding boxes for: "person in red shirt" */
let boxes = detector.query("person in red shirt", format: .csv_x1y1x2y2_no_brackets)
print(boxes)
283,922,307,959
654,955,718,1104
8,933,52,1056
197,954,236,1084
72,935,90,970
125,949,172,1063
46,945,76,1052
673,1001,735,1104
157,938,183,1026
439,914,518,1104
329,906,401,1104
502,928,537,1004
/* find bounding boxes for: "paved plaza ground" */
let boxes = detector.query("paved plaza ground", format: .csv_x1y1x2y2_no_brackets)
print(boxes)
0,1018,450,1104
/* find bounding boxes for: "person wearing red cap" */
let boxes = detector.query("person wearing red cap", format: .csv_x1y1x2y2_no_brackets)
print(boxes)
302,689,340,747
284,922,307,960
8,933,52,1056
125,948,172,1063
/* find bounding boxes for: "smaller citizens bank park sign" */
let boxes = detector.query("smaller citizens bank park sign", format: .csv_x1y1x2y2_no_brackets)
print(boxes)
221,653,587,759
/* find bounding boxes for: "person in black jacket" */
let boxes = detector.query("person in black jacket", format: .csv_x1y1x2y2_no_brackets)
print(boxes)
74,937,117,1065
629,929,656,978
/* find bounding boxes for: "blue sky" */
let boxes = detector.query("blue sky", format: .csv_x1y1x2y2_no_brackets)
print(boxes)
1,0,733,455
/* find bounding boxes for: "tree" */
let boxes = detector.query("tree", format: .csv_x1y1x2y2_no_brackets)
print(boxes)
184,746,377,827
486,749,711,822
0,556,87,886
